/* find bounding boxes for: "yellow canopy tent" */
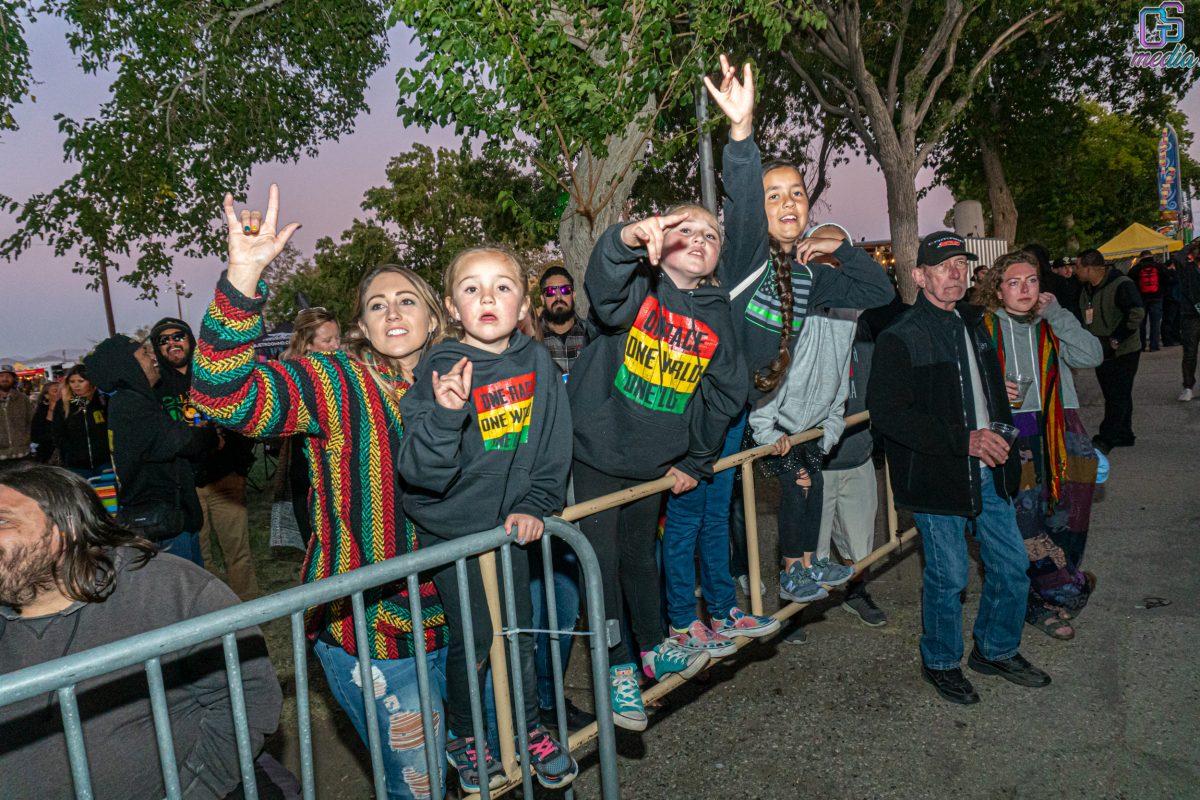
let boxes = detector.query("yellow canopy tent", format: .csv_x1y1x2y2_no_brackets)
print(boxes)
1098,222,1184,260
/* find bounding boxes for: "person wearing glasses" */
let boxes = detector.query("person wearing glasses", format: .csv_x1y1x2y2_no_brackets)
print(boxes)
537,265,593,377
149,317,260,600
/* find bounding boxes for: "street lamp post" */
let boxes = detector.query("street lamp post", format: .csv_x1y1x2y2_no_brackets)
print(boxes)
174,280,189,320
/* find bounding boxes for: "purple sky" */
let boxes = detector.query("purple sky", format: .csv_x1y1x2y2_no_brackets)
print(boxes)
2,18,1197,358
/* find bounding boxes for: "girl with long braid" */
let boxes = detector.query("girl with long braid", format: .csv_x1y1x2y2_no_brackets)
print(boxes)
685,55,895,614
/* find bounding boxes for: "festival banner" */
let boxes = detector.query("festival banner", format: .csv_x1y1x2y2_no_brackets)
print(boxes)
1159,124,1181,219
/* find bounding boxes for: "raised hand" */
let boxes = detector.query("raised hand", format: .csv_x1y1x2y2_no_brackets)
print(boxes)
703,54,754,140
223,183,302,296
620,210,692,266
431,357,473,410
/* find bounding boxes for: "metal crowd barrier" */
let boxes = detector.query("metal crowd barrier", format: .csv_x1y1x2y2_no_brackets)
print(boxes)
0,518,619,800
0,410,918,800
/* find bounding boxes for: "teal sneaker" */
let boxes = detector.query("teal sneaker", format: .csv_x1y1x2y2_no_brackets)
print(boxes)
805,557,855,587
712,606,781,640
609,663,647,731
779,564,829,605
642,640,709,681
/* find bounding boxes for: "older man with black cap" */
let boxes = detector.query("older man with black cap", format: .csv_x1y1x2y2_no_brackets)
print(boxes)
867,231,1050,705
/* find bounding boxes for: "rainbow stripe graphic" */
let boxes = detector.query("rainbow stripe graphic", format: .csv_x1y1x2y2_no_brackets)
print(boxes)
473,372,536,451
615,296,717,414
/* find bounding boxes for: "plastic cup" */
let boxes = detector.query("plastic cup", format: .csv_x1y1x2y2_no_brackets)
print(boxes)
989,421,1019,444
1009,376,1035,408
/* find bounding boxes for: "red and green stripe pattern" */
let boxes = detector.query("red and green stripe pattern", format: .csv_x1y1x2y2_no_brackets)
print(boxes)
191,274,447,659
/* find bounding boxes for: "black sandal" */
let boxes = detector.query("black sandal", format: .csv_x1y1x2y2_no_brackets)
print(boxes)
1028,607,1075,640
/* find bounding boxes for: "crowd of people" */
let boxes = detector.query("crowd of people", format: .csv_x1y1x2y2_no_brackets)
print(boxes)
0,54,1195,799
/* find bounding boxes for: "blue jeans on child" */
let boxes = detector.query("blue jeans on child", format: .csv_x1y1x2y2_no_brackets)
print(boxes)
661,411,746,630
914,470,1029,670
158,531,203,567
314,639,448,800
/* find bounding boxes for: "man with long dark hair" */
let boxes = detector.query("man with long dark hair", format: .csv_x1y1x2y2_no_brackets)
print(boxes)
0,463,281,799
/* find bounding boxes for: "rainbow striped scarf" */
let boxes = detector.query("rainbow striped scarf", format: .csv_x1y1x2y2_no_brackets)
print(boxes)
983,312,1068,506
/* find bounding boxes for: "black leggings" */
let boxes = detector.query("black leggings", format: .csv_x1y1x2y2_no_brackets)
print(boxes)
776,468,824,560
571,459,664,663
426,542,539,738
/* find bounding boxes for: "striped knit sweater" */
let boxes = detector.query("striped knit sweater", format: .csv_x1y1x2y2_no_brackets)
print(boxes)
190,274,447,659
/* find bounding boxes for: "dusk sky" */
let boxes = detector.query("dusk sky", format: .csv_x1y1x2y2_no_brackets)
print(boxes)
2,17,1197,359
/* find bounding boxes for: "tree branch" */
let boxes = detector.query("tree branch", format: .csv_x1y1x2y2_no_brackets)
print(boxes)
913,2,978,130
914,9,1064,168
886,0,912,112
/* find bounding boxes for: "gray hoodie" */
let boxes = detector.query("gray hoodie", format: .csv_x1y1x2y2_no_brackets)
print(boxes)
994,302,1102,411
749,307,858,454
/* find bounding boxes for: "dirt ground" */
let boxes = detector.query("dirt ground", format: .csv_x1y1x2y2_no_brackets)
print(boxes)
209,346,1199,799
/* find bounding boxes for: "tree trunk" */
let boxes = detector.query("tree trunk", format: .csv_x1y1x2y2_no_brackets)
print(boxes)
881,158,921,303
557,98,656,318
979,133,1017,243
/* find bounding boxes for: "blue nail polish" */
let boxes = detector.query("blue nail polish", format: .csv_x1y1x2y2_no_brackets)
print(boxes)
243,226,252,234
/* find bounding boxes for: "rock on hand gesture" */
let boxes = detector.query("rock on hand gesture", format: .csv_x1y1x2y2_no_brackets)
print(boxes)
703,54,754,141
223,183,302,297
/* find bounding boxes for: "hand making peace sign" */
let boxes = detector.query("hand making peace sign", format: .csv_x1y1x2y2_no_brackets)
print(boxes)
703,54,755,141
222,183,302,297
620,210,693,266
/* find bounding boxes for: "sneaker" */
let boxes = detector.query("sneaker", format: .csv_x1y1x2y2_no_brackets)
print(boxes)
736,574,767,598
841,588,888,627
669,619,737,659
779,564,829,605
539,698,595,734
712,606,781,640
446,736,505,793
781,623,808,645
524,724,578,789
609,664,647,731
805,557,855,587
1179,387,1194,402
642,639,710,681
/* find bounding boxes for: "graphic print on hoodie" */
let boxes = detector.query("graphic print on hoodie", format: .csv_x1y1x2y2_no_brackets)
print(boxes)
616,297,718,414
474,371,535,450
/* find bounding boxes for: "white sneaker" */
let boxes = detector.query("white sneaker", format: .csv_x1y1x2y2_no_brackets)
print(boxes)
1179,388,1194,402
736,574,766,598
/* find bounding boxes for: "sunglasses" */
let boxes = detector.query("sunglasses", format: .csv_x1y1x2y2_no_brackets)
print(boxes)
542,285,573,298
156,332,188,346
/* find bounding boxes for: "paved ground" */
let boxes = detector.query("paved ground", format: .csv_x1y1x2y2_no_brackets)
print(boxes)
235,346,1198,799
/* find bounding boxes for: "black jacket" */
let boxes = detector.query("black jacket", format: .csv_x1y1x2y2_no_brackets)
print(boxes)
1129,259,1166,301
568,224,747,481
84,336,215,536
150,317,254,486
866,293,1019,517
1178,250,1200,319
51,394,110,471
399,333,572,539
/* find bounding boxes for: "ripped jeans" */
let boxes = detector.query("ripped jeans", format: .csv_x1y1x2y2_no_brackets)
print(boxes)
314,639,448,800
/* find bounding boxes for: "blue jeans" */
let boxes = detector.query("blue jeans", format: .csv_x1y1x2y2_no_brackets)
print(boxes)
914,472,1029,669
314,639,448,800
158,530,203,567
529,542,580,709
1140,298,1163,350
661,412,746,629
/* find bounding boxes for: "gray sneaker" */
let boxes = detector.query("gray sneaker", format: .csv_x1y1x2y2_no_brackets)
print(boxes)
841,589,887,627
779,564,829,605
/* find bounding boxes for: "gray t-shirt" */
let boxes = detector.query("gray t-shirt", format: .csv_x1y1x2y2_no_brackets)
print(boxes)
960,317,990,430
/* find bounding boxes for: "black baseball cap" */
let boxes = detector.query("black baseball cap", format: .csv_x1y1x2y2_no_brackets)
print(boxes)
917,231,979,267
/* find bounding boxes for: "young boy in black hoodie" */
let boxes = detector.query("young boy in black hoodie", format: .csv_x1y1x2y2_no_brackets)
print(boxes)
567,206,748,732
398,246,577,792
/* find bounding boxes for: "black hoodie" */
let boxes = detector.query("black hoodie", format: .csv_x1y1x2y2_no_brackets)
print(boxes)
718,136,896,401
150,317,254,486
568,224,748,481
84,335,215,536
398,332,572,540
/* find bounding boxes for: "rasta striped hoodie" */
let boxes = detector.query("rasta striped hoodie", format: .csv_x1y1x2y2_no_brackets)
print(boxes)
189,273,447,659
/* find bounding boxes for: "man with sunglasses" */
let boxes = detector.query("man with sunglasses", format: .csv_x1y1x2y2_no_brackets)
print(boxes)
538,266,593,377
150,318,260,600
